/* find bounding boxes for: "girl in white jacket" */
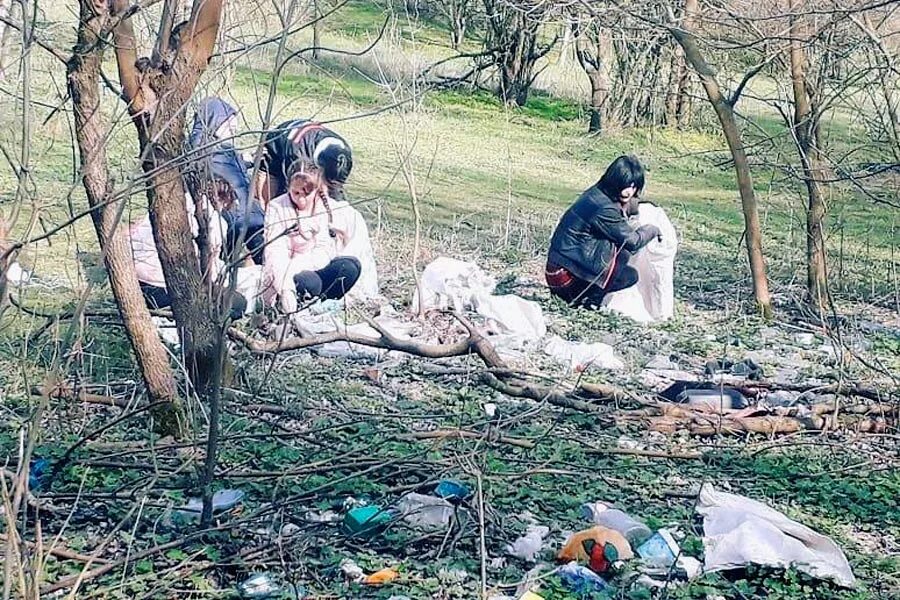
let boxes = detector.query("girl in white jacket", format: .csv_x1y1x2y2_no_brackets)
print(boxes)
263,169,362,314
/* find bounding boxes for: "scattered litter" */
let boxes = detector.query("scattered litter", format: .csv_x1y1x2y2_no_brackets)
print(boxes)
305,509,340,523
616,435,645,451
678,556,703,579
342,505,391,537
697,485,855,587
519,592,544,600
5,262,31,285
308,298,342,315
28,458,49,491
176,488,245,521
794,332,816,347
766,390,801,407
152,316,180,346
557,562,610,595
438,568,469,584
558,526,634,565
635,574,669,589
396,492,454,529
237,573,280,599
704,358,763,380
484,402,498,418
506,525,550,562
280,523,301,536
676,388,748,411
475,293,547,341
581,502,652,546
435,480,471,503
659,381,748,410
645,354,679,370
636,529,680,568
340,558,365,582
364,567,399,586
544,335,625,371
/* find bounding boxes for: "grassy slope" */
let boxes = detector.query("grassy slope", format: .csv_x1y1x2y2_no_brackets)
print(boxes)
0,2,898,599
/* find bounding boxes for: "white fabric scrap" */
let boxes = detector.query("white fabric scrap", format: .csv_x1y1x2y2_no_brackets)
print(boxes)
697,485,855,587
543,335,625,371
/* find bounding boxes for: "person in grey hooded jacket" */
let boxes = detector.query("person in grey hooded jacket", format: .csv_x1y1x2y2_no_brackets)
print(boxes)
189,97,265,265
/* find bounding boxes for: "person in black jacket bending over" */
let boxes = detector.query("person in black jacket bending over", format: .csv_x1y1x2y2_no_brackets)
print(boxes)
257,119,353,207
546,155,661,308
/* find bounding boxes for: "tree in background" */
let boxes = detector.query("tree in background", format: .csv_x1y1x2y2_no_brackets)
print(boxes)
666,0,773,316
482,0,556,106
571,16,610,134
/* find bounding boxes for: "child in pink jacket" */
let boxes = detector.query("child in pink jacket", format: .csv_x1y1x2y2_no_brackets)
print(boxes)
129,180,248,319
263,170,361,314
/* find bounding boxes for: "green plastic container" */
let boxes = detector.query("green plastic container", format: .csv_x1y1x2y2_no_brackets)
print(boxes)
342,505,391,537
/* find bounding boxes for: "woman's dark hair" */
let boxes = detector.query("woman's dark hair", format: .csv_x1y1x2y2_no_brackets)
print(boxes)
597,155,645,199
318,144,353,184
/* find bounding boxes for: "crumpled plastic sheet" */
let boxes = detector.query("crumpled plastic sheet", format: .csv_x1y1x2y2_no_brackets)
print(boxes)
543,335,625,371
697,485,855,587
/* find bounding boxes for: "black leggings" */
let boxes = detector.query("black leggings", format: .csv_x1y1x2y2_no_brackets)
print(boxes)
293,257,361,301
550,251,639,308
140,282,248,320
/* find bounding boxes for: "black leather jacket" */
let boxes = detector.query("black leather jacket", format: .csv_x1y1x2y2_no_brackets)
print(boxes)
547,185,658,283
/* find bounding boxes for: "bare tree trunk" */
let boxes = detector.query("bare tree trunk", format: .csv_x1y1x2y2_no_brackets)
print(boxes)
311,0,320,59
484,0,552,107
448,0,470,50
67,1,183,437
671,0,772,317
789,3,828,311
574,22,609,134
0,0,15,82
666,43,689,127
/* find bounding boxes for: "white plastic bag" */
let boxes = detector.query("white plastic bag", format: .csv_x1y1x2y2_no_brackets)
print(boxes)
697,485,855,587
602,285,654,323
543,335,625,371
603,203,677,323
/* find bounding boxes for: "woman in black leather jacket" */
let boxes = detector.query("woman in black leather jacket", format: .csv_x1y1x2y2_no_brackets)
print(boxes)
546,155,661,308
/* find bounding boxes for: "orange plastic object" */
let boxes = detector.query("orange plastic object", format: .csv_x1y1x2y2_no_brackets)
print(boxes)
363,568,399,586
557,526,634,563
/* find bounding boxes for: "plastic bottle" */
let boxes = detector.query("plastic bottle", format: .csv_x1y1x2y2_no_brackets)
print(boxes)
581,502,652,546
396,493,454,529
557,562,608,595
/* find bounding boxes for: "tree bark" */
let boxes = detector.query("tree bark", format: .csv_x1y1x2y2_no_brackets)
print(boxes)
670,0,772,317
666,43,689,127
110,0,228,527
67,0,183,437
484,0,549,107
0,0,15,82
574,22,609,135
789,3,828,311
